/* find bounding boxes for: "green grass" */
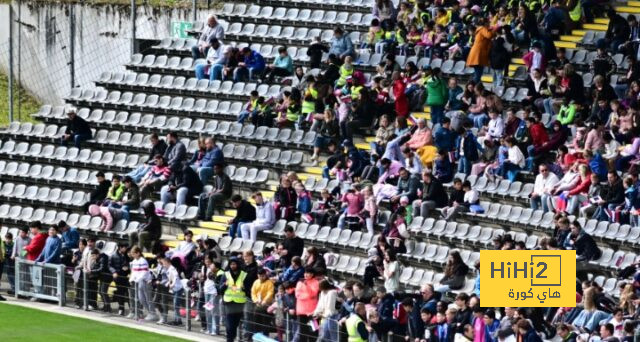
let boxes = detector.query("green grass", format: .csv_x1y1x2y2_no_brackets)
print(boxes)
0,303,190,341
0,72,41,127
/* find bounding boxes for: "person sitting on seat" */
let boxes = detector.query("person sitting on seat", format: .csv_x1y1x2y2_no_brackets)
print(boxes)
60,110,92,148
191,15,225,59
233,47,265,82
194,38,227,82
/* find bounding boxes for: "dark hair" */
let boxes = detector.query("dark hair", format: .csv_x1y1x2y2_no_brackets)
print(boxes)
402,297,415,307
112,175,121,181
602,323,614,335
57,220,68,228
257,268,268,276
96,171,105,178
231,194,242,202
29,221,42,229
123,176,134,183
167,131,179,139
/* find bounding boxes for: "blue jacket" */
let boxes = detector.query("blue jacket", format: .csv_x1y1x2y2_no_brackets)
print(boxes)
447,86,464,110
455,131,480,162
434,126,456,152
245,50,266,70
589,153,607,181
329,35,354,57
36,236,62,264
61,227,80,250
377,293,395,323
201,146,224,168
279,265,304,284
484,319,500,342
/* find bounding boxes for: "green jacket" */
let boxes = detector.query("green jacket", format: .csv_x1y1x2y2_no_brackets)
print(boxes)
107,184,126,201
557,104,576,125
425,76,448,106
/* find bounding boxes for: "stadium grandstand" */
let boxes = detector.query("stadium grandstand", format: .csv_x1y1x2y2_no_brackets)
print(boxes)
2,0,640,341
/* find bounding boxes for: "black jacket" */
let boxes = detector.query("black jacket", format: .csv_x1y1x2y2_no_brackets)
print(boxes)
140,201,162,240
232,200,256,224
66,115,92,137
603,179,625,205
574,232,602,261
90,179,111,203
170,166,204,197
422,179,449,207
448,189,465,206
148,140,168,165
90,253,112,281
109,251,131,277
307,42,329,68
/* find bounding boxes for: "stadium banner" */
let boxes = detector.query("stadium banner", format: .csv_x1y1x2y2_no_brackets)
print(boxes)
171,21,194,38
480,250,576,307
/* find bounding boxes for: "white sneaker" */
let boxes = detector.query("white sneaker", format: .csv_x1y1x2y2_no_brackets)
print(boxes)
126,313,135,319
144,314,158,321
157,318,166,325
194,315,200,322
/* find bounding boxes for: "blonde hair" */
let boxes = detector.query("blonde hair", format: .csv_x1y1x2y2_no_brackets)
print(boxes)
197,137,207,150
583,287,596,311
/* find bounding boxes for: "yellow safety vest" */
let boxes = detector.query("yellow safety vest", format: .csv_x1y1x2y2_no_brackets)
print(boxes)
346,314,366,342
569,1,582,22
223,271,247,303
351,85,363,100
286,105,301,122
337,65,354,87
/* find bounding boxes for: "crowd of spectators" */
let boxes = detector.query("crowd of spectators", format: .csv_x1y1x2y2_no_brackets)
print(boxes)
6,0,640,341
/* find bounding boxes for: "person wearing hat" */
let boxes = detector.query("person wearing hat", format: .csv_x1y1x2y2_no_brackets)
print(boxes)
221,257,249,342
195,38,226,82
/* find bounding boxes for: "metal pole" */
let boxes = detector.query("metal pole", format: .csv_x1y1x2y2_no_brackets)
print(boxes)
130,0,136,56
58,265,66,307
83,271,88,310
134,283,139,319
192,0,196,23
285,311,290,342
8,5,14,123
14,258,20,298
69,4,75,89
17,0,21,121
185,288,191,331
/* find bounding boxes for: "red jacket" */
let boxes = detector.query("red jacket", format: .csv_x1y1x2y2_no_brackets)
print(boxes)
530,123,549,147
24,233,48,261
393,80,409,117
568,176,592,196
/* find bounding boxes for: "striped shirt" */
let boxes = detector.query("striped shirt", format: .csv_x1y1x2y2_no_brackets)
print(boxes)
129,257,151,283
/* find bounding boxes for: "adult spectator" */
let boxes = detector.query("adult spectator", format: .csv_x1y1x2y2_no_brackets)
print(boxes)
425,67,448,126
128,200,162,252
392,167,420,204
497,137,525,180
58,220,79,251
234,47,265,82
261,47,294,83
452,293,473,333
195,137,223,184
127,133,168,183
227,194,256,239
594,171,625,221
281,226,304,266
436,250,469,292
160,164,203,207
441,180,478,220
35,226,62,264
328,27,355,60
83,171,111,212
346,302,369,342
530,165,560,212
192,15,225,59
89,248,112,312
567,221,603,262
455,122,480,175
240,192,275,242
163,132,187,174
9,227,30,294
109,243,130,316
198,163,233,220
60,110,92,148
466,18,494,83
516,318,543,342
413,171,448,217
249,268,275,337
372,0,396,24
139,155,171,201
221,257,249,342
600,323,620,342
195,38,226,81
434,117,456,152
604,9,631,54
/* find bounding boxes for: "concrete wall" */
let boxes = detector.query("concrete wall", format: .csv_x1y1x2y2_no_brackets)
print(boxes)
0,1,212,105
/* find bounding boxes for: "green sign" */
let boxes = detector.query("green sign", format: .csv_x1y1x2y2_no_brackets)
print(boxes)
171,21,194,38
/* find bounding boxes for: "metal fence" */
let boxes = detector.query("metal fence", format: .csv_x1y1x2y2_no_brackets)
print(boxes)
14,258,66,306
0,0,216,124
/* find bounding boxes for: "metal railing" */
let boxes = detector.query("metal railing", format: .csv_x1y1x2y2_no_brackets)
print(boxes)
14,258,66,306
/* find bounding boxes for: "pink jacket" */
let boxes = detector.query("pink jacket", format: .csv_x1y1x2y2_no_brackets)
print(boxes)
295,277,320,316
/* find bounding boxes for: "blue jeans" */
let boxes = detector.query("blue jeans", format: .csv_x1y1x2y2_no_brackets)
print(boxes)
468,113,487,128
198,167,214,185
472,66,483,83
127,165,151,183
430,105,444,126
7,261,14,291
61,133,91,148
492,68,504,88
370,142,384,156
191,45,209,59
173,288,184,323
314,135,333,148
497,161,521,180
229,221,249,238
318,314,339,342
233,67,264,82
457,156,471,175
205,293,222,334
543,98,555,115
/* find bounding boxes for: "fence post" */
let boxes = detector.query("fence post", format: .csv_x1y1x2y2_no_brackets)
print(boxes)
192,0,197,23
68,4,75,89
185,288,191,332
8,4,14,123
130,0,136,56
134,282,139,319
285,311,290,342
14,258,20,298
57,264,66,307
83,271,88,310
